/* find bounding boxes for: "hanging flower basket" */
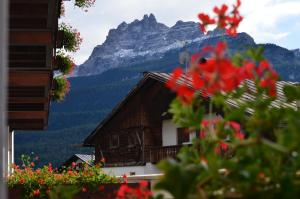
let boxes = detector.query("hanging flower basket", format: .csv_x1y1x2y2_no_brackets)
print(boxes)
74,0,96,9
52,76,70,102
59,23,82,52
55,52,75,75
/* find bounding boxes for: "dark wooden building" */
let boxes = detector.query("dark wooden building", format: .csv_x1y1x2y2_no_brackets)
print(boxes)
83,72,196,172
8,0,62,131
83,72,298,176
3,0,63,176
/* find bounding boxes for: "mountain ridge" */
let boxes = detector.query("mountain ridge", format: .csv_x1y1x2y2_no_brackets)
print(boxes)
76,14,300,81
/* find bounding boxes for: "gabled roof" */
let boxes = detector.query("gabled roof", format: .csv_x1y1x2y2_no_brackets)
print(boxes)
83,71,299,146
74,154,95,166
83,72,165,146
62,154,95,168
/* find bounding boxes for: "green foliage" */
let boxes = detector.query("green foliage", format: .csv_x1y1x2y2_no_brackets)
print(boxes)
74,0,95,9
155,24,300,198
283,85,300,102
56,52,75,75
8,160,118,199
52,76,70,102
169,97,205,130
49,186,79,199
59,23,82,52
246,46,265,62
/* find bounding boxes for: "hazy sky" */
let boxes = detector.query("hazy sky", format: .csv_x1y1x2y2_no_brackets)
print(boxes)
61,0,300,65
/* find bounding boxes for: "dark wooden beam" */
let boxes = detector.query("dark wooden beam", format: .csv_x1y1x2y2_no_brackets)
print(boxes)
9,71,51,86
8,111,47,120
10,0,49,3
9,97,48,104
9,123,45,131
9,30,52,45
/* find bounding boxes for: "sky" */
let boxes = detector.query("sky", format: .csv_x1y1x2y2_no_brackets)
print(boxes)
61,0,300,65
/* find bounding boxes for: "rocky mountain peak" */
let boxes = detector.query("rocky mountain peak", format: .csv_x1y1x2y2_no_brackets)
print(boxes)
142,13,157,23
76,14,257,77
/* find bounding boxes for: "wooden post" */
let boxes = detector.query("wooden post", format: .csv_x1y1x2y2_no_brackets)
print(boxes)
0,0,8,198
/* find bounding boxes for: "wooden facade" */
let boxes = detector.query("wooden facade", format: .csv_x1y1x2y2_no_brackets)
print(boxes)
84,73,188,166
8,0,61,130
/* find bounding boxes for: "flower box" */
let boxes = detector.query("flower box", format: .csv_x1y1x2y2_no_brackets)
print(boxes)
9,183,141,199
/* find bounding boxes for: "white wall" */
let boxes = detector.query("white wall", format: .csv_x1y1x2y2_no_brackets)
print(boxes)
162,119,178,146
102,163,161,176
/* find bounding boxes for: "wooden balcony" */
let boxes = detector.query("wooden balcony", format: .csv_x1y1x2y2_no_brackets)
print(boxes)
145,145,183,163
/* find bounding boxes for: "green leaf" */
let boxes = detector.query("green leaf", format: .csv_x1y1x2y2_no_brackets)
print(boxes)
283,85,300,102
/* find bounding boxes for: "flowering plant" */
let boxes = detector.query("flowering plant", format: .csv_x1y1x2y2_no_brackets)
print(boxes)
74,0,96,9
8,158,118,199
152,0,300,198
55,51,75,75
59,23,83,52
52,76,70,102
116,175,152,199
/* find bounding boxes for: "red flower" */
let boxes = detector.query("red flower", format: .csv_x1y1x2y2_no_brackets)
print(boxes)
200,130,206,139
99,185,105,192
82,187,88,193
72,162,76,169
257,172,266,179
46,189,51,195
19,178,26,184
139,181,148,188
117,181,152,199
213,4,228,29
235,131,245,140
166,67,183,89
30,162,35,167
257,60,279,97
215,141,229,155
228,121,241,132
239,61,255,80
197,0,243,37
198,13,216,33
226,15,243,36
48,163,53,173
33,189,40,196
122,174,128,184
220,141,229,151
177,85,194,104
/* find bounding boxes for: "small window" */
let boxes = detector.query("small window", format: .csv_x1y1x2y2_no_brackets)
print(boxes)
127,133,137,147
177,128,190,145
110,135,119,148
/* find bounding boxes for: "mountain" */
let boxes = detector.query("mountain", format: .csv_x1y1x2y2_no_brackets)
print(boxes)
15,14,300,167
77,14,202,76
76,14,300,81
293,49,300,57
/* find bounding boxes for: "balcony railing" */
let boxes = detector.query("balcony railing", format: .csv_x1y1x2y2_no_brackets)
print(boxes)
144,145,183,163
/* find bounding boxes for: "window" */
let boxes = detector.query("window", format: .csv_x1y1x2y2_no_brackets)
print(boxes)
127,133,137,147
109,134,119,148
177,128,190,145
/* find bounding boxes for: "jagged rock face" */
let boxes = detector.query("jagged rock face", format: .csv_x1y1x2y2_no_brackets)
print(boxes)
77,14,207,76
293,49,300,57
76,14,299,80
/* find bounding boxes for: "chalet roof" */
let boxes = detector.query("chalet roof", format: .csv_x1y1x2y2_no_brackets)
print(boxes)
75,154,95,166
83,71,299,146
62,154,95,168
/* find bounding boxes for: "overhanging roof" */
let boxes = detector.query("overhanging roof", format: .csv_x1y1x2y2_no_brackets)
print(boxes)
83,71,299,146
